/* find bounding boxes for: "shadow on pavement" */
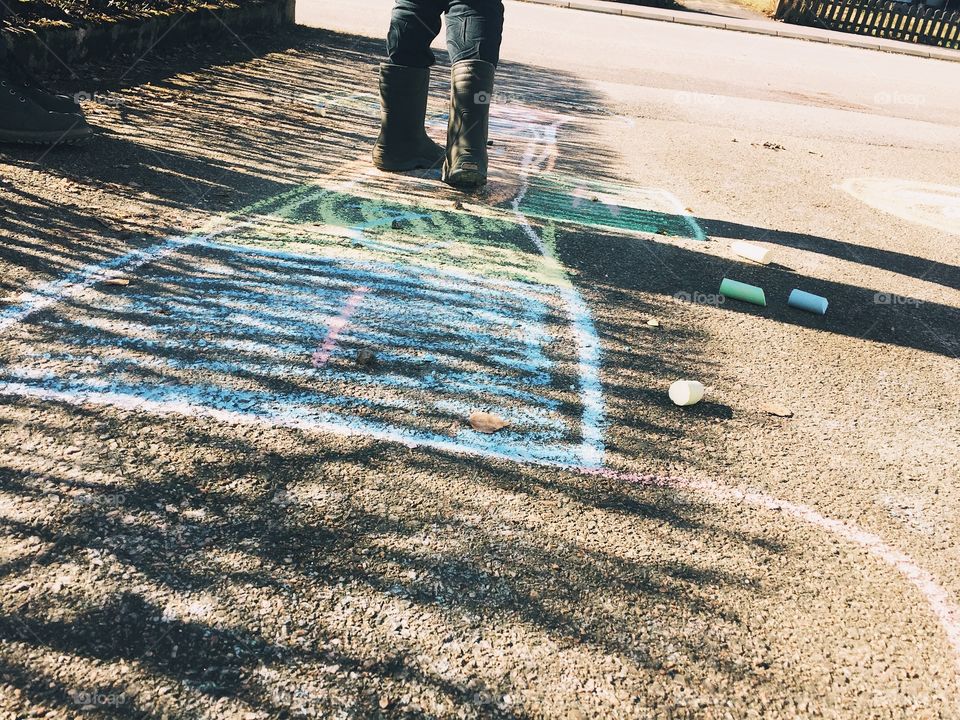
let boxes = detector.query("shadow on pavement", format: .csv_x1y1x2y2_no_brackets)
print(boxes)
0,22,955,720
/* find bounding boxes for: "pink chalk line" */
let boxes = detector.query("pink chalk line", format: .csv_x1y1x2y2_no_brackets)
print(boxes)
311,286,370,367
581,466,960,680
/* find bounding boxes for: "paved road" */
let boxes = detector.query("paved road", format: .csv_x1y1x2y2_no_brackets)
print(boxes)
0,2,958,718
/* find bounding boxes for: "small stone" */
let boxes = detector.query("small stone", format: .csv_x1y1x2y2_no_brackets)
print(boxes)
355,349,376,367
761,402,793,418
379,696,390,709
647,319,660,327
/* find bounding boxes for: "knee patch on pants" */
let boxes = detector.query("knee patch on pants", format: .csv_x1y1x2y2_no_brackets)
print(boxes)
386,15,441,68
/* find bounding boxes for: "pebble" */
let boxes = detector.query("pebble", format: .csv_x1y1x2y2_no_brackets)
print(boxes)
761,402,794,418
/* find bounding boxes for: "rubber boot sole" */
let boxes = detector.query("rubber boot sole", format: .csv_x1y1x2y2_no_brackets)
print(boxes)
373,153,442,172
0,126,93,146
442,166,487,189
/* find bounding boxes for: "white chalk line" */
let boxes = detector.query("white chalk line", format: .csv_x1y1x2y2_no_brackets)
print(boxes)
512,118,606,468
839,177,960,236
654,187,708,242
0,161,370,337
0,225,241,335
0,382,592,467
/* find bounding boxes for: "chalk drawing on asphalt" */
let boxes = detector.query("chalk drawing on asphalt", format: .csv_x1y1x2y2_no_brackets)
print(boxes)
840,178,960,235
0,111,608,468
0,237,599,467
517,172,707,241
0,103,959,679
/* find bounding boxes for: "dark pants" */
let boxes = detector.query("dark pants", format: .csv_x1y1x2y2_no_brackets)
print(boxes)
387,0,504,69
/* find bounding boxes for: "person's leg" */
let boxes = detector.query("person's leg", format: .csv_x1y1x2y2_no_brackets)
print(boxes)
373,0,447,172
441,0,504,188
445,0,504,67
386,0,445,68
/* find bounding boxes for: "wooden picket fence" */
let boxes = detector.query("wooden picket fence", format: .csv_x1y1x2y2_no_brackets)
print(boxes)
776,0,960,48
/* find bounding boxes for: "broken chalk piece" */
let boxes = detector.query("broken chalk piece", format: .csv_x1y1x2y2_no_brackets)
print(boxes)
788,289,828,315
719,278,766,307
669,380,705,407
731,241,772,265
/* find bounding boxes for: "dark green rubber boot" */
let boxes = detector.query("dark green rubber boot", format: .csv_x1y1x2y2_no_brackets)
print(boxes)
442,60,496,189
372,64,444,172
0,77,92,145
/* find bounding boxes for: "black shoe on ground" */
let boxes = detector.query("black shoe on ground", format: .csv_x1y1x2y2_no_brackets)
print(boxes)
0,80,93,146
3,61,82,114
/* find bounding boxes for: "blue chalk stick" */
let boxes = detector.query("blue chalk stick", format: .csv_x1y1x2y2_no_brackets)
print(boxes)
788,289,828,315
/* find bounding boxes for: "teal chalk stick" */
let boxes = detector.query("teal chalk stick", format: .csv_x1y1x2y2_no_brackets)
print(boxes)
788,288,828,315
719,278,766,307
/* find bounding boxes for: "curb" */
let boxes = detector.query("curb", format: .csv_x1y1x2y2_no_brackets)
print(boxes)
514,0,960,63
1,0,296,73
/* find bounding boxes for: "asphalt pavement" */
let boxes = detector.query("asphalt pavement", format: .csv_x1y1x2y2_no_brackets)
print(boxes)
0,1,958,717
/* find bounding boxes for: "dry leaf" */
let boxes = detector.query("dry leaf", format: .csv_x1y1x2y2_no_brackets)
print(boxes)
469,411,509,434
761,402,793,418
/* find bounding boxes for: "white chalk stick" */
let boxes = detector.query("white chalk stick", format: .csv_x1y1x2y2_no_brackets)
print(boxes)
669,380,705,407
731,241,772,265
